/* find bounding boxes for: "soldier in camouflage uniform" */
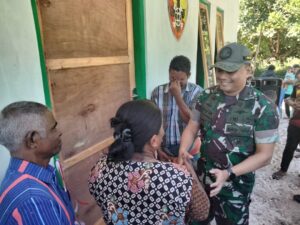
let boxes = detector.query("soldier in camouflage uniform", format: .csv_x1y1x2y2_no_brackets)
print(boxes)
179,43,279,225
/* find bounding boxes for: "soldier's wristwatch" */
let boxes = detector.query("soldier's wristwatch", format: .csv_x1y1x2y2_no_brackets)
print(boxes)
226,167,236,180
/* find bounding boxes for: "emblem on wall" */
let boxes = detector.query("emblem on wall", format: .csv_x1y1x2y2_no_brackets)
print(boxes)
168,0,188,40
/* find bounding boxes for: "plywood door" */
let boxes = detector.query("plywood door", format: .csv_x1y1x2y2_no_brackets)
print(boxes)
36,0,135,224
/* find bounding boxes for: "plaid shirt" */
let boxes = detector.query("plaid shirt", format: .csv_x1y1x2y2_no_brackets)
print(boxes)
151,82,203,147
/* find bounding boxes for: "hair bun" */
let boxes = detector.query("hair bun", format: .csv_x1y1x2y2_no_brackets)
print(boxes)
113,128,132,142
107,100,162,163
110,117,122,128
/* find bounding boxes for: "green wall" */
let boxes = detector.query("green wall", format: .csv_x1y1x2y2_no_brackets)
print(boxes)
132,0,147,99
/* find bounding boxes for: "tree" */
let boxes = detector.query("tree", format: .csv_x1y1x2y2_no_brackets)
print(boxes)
238,0,300,65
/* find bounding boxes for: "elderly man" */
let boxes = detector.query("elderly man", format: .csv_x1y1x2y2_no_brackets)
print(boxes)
179,43,279,225
0,101,75,224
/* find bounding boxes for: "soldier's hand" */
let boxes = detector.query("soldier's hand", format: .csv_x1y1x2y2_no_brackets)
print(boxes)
178,150,193,165
209,169,229,197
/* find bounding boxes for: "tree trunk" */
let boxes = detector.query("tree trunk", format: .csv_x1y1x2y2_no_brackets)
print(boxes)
253,25,263,73
276,31,280,60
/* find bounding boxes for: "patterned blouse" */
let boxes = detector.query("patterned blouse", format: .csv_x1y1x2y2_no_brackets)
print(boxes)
89,155,193,225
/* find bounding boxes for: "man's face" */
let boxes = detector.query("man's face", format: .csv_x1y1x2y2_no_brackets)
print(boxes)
169,69,189,89
215,65,250,96
36,111,62,159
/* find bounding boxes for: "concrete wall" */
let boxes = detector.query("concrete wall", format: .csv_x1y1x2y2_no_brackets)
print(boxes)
0,0,45,181
144,0,200,97
144,0,239,97
209,0,240,61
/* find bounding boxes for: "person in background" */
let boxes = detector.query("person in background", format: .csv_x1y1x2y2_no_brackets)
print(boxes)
292,64,300,75
0,101,75,225
272,70,300,180
151,55,203,157
282,65,300,118
178,43,279,225
260,64,278,78
89,100,209,224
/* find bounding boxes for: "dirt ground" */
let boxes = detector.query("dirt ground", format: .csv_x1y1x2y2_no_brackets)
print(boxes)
249,118,300,225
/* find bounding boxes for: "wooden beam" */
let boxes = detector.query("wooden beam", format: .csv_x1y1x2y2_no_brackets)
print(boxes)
47,56,130,70
63,136,114,170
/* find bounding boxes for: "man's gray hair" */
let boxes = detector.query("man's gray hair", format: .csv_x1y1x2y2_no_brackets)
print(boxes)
0,101,49,152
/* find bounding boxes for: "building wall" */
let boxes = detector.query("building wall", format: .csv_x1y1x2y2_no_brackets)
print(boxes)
209,0,240,61
144,0,239,97
0,0,45,181
144,0,200,97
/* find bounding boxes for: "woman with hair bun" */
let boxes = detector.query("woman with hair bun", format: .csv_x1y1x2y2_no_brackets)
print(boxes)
89,100,209,224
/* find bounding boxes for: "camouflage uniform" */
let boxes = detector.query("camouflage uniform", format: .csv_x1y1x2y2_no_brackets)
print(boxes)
193,85,279,225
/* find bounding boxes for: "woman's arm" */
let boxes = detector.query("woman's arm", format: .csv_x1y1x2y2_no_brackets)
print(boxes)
185,159,210,221
178,120,200,164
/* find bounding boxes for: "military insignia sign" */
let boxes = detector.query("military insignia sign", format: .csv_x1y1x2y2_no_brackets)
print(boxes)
220,47,232,59
168,0,188,40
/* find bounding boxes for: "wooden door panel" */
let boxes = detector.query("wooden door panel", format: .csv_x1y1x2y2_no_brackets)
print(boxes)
38,0,128,58
49,64,130,159
37,0,134,223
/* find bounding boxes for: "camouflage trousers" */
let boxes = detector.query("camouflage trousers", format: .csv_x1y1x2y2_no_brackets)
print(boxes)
191,179,251,225
212,192,250,225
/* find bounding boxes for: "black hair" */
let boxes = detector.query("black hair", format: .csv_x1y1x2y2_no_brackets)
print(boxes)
296,70,300,77
0,101,49,151
267,65,275,71
293,64,300,69
107,100,162,162
169,55,191,76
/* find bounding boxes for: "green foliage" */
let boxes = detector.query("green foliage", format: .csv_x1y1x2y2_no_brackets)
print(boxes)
238,0,300,64
254,58,300,78
254,67,286,78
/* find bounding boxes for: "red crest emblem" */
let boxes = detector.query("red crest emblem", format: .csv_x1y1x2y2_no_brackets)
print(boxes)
168,0,188,40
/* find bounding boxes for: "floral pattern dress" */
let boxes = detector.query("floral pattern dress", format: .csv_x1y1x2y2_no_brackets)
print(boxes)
89,155,193,225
